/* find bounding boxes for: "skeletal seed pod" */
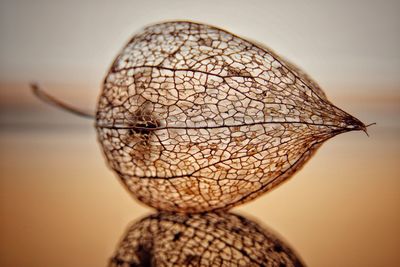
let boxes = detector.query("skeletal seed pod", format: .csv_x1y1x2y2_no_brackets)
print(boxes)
96,21,367,213
109,212,305,267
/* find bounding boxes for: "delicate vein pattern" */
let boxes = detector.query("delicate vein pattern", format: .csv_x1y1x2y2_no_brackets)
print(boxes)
109,212,305,267
96,21,366,212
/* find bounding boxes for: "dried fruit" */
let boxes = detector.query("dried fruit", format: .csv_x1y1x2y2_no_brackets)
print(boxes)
109,212,305,267
96,21,367,212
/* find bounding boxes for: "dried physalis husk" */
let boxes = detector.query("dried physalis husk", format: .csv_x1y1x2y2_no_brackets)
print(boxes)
96,21,366,212
109,212,305,267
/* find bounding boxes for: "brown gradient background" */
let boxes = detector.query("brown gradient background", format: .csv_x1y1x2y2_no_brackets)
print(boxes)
0,0,399,266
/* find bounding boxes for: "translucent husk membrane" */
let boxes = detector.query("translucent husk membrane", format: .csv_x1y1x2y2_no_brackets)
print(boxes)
96,21,367,212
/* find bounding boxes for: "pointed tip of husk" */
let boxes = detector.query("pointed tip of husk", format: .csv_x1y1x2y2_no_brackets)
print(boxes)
342,113,375,137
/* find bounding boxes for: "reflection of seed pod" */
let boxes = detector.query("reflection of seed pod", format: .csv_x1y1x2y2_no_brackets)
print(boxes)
96,21,366,212
109,212,305,267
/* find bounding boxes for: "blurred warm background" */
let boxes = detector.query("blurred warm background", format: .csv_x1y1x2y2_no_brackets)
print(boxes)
0,0,399,266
